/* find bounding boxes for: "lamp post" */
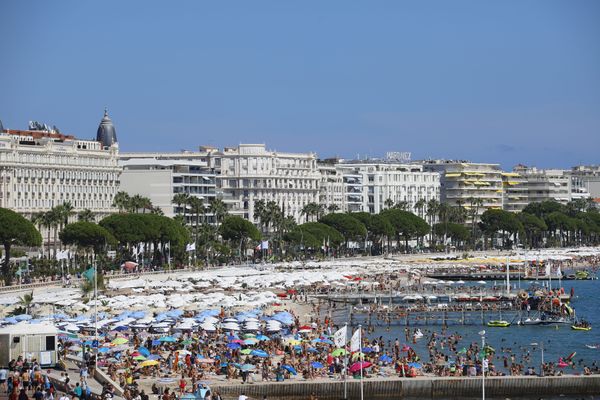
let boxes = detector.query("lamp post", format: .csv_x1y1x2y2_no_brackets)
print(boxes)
530,342,544,376
479,330,486,400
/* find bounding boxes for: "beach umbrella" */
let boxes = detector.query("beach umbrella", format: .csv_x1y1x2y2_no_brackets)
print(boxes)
477,281,487,285
98,347,110,354
349,361,372,373
251,349,269,358
231,339,245,344
133,355,147,361
408,362,422,369
256,334,270,341
159,336,177,343
176,350,191,355
244,338,259,345
332,349,348,357
227,334,239,341
351,352,366,360
362,347,374,353
239,364,256,371
181,339,194,345
307,347,319,354
240,349,252,355
197,358,215,364
457,280,466,284
379,355,393,364
286,339,301,346
111,338,128,345
137,347,151,357
243,333,256,339
180,395,196,400
227,343,241,349
147,355,162,361
138,360,159,367
114,326,129,332
311,362,324,369
282,365,297,375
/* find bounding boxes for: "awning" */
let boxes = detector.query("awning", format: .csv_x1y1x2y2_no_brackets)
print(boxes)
501,172,520,177
465,172,484,176
445,173,461,178
474,181,490,186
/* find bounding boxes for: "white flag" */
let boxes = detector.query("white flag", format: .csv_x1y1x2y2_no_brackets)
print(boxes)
557,265,562,278
545,263,551,277
350,328,361,352
186,243,196,252
334,326,347,348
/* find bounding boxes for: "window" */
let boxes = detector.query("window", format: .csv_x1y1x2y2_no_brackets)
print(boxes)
46,335,56,351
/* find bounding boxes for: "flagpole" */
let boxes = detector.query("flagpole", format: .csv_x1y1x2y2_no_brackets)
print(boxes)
344,323,348,400
94,257,98,371
359,324,363,400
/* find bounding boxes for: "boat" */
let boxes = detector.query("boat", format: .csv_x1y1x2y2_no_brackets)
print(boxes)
518,318,542,326
487,320,510,327
585,344,599,349
571,325,592,331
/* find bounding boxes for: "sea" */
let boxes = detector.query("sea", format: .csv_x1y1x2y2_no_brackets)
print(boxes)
331,279,600,399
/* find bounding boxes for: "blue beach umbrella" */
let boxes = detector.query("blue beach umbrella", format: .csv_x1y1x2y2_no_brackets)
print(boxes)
311,362,324,369
159,336,177,343
362,347,374,353
138,347,151,357
251,349,269,357
307,347,319,353
379,355,393,364
256,334,270,341
282,365,297,375
240,364,256,371
227,343,241,350
408,362,422,369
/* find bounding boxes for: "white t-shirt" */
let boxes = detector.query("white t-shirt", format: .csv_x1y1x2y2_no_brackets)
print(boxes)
238,395,248,400
59,395,70,400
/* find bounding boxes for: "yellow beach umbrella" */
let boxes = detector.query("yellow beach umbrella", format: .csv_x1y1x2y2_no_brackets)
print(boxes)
139,360,159,367
112,337,129,345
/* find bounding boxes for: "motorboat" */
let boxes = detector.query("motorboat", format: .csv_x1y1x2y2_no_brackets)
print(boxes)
487,320,511,327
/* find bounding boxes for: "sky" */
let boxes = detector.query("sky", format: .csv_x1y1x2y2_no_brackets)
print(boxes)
1,1,599,169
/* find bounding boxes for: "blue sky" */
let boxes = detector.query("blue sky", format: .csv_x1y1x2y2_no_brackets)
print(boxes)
1,1,599,169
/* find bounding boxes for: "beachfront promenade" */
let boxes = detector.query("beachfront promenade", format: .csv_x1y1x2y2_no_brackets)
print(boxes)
211,375,600,399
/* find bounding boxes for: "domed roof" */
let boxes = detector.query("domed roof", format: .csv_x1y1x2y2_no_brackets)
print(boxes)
96,108,117,148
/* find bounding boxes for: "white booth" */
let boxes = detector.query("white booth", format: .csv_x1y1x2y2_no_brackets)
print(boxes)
0,323,58,367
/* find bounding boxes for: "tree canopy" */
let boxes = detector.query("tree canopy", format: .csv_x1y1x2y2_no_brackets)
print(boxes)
0,208,42,284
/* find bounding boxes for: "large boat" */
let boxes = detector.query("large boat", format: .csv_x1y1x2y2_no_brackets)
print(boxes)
518,318,542,326
487,320,511,327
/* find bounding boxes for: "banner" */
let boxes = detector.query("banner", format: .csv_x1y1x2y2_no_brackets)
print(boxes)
334,326,347,348
350,328,361,352
186,243,196,252
82,267,95,282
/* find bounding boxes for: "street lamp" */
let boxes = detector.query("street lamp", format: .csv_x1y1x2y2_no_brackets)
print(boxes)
479,330,486,400
530,342,544,377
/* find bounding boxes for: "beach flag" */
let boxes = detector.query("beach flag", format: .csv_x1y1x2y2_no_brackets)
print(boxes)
334,326,347,348
83,267,95,282
186,243,196,252
557,265,562,278
350,328,361,352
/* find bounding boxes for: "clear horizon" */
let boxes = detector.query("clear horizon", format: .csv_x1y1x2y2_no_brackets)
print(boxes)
1,1,599,170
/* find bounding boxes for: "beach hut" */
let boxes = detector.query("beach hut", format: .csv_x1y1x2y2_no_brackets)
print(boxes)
0,323,58,367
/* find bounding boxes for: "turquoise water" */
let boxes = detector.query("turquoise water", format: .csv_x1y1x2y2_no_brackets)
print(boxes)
343,279,600,374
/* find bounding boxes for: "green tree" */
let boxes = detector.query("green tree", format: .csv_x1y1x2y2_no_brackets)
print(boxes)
208,198,228,225
60,222,116,254
18,292,34,315
113,191,131,213
0,208,42,285
319,213,367,249
517,212,547,248
219,216,261,259
77,209,95,222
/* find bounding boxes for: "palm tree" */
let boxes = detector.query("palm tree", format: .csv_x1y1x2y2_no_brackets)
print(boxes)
426,198,440,247
18,292,34,315
188,196,205,237
394,201,409,211
209,198,228,226
327,204,339,214
130,195,152,213
113,191,131,213
254,199,267,231
384,198,394,209
414,198,427,219
301,203,314,223
77,209,95,222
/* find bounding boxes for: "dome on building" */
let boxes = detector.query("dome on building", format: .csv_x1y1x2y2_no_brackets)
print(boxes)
96,108,117,148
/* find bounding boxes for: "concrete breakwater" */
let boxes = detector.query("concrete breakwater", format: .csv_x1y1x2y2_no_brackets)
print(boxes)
212,375,600,399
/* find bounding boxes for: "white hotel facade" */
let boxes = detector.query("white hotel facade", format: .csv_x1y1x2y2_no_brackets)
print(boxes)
0,113,120,221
